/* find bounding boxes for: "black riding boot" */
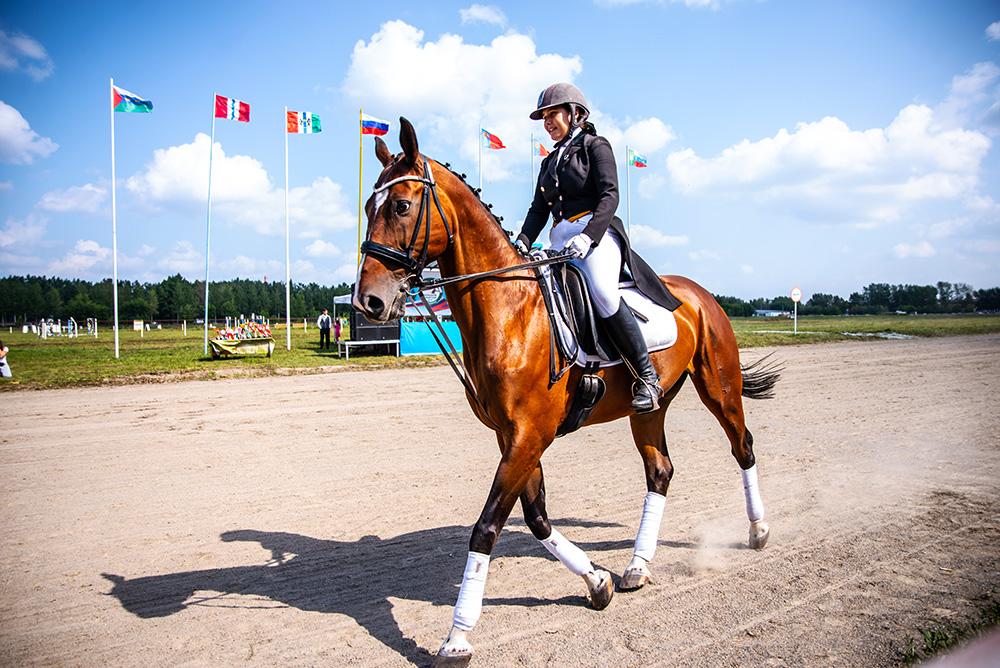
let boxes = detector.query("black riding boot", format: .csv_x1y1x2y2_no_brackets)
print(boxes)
602,299,662,413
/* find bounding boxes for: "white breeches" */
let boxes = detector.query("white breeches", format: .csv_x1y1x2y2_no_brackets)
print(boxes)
548,214,624,318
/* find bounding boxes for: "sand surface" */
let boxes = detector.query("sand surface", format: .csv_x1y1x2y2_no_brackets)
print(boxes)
2,335,999,666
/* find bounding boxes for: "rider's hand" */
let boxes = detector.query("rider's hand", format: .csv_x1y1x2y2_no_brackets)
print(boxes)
514,237,530,255
563,233,593,259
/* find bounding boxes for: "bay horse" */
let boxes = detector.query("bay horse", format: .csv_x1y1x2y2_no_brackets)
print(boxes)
353,118,779,666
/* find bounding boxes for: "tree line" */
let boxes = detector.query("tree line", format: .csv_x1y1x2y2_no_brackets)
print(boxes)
0,274,351,323
1,275,998,324
714,281,1000,317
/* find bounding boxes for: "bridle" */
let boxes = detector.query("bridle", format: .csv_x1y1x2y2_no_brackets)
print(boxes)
359,157,452,283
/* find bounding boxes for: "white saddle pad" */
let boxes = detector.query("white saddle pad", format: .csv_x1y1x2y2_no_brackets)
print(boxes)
549,276,678,369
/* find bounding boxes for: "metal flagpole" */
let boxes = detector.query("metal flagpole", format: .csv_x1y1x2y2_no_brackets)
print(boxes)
109,77,120,359
203,97,217,355
284,106,291,351
478,121,483,193
357,107,363,271
530,133,534,198
625,145,632,235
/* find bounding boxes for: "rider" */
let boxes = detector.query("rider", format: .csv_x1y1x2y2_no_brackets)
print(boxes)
515,82,681,413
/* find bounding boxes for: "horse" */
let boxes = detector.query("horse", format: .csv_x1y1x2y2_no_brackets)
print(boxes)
353,118,780,666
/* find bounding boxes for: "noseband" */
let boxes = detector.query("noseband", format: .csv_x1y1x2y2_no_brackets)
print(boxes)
360,158,453,281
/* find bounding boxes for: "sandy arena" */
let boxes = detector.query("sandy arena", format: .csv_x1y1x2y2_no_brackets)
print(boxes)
2,335,999,666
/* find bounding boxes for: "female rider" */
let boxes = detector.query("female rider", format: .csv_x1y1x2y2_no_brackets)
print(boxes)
515,82,681,413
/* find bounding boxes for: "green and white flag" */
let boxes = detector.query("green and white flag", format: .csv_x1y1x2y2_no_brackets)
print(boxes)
287,110,321,134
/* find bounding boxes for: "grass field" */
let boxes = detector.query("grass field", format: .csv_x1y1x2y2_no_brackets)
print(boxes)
1,313,998,390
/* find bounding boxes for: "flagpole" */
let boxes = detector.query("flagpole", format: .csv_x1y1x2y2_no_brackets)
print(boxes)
109,77,120,359
203,98,217,356
284,106,291,351
625,145,632,236
357,107,363,271
478,120,483,193
530,133,534,199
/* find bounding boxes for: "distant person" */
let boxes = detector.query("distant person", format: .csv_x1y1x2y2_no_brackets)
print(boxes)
317,309,332,350
333,317,342,343
0,340,11,378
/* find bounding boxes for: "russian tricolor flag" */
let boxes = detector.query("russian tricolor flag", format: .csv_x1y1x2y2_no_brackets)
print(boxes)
215,94,250,122
361,113,390,136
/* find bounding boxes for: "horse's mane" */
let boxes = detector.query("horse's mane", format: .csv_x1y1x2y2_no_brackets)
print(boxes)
431,159,506,231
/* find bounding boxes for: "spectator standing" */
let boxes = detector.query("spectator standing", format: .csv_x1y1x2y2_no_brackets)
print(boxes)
333,317,342,343
317,309,333,350
0,340,11,378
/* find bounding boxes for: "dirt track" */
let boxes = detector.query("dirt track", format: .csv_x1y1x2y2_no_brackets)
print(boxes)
2,335,999,666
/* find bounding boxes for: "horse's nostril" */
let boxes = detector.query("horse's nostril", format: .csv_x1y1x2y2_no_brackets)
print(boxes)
365,294,385,317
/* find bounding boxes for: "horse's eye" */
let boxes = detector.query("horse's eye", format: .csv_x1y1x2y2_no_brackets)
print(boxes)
395,200,411,216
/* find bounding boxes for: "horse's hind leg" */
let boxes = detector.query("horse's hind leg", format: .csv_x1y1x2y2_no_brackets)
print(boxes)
690,347,770,550
620,377,683,591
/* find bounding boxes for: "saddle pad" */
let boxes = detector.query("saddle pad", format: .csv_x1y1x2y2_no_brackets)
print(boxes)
548,273,678,368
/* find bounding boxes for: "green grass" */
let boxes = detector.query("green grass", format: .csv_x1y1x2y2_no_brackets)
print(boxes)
901,600,1000,664
2,313,998,391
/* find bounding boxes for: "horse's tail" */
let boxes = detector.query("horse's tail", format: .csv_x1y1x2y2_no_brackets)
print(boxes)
741,353,782,400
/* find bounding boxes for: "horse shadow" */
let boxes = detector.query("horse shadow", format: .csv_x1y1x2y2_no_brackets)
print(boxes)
101,519,666,666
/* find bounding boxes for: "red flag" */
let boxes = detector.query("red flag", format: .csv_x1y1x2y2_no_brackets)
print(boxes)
481,128,505,150
215,94,250,122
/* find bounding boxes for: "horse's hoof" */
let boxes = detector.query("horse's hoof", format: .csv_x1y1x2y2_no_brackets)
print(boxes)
749,520,770,550
619,562,652,591
587,569,614,610
433,653,472,668
434,628,473,667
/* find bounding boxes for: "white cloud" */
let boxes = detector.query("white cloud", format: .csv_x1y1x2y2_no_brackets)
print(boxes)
49,239,110,275
664,104,991,226
126,134,355,236
37,183,108,213
304,239,342,258
892,240,935,259
157,241,202,274
459,4,507,27
936,61,1000,131
218,255,316,281
0,29,53,81
0,214,46,248
987,21,1000,41
629,224,688,247
740,264,754,274
342,21,671,182
688,249,720,261
0,100,57,164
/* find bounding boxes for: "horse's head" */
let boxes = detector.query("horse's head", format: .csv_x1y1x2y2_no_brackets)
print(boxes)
353,117,453,322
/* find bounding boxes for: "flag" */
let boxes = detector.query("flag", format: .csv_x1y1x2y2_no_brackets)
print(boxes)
628,148,647,168
532,139,549,157
360,113,390,135
482,128,505,150
287,110,321,134
215,94,250,122
113,85,152,113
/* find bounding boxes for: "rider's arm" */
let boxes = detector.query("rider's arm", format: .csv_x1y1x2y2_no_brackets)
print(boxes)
581,137,620,246
517,176,550,247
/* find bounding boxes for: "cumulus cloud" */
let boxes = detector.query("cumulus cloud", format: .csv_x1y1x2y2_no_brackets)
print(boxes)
629,223,688,247
218,255,315,279
342,21,671,181
0,101,57,164
126,134,355,236
0,213,46,248
893,240,935,259
459,4,507,27
157,241,202,274
987,21,1000,41
0,29,54,81
37,183,108,213
664,104,991,226
936,61,1000,132
304,239,342,258
49,239,110,275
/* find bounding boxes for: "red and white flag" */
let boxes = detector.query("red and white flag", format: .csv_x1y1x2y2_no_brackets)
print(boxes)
215,94,250,122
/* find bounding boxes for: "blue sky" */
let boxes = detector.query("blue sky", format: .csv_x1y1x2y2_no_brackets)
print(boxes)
1,0,998,299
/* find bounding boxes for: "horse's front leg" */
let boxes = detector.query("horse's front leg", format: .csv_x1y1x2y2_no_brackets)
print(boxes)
435,443,611,666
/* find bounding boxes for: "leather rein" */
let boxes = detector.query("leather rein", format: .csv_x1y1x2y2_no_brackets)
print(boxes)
359,158,571,430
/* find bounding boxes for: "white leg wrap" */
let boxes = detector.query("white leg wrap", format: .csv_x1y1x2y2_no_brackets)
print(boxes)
540,528,593,576
741,464,765,522
633,491,667,562
452,551,490,632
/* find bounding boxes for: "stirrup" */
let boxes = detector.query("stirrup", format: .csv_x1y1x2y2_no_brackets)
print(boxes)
631,378,662,413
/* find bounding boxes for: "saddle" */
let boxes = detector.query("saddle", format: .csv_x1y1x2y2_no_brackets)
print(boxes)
535,258,679,437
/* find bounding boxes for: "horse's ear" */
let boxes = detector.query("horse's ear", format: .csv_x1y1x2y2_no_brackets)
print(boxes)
399,117,419,167
374,136,392,167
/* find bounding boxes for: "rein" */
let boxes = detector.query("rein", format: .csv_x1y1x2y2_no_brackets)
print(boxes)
360,158,572,431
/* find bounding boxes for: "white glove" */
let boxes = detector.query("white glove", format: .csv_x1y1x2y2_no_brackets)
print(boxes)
514,238,530,255
563,233,593,259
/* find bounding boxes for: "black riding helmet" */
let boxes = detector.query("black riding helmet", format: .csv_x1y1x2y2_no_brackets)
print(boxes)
530,82,590,128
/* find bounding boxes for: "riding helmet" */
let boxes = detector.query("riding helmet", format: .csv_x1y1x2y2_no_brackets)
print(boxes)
530,82,590,124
